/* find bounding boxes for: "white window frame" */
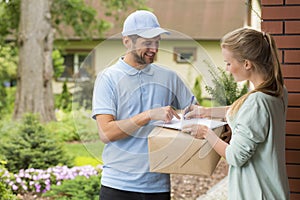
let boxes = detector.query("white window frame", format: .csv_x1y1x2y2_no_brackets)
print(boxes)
58,53,92,82
174,47,197,63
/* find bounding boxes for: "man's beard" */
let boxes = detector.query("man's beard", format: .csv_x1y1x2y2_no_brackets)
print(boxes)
132,50,154,65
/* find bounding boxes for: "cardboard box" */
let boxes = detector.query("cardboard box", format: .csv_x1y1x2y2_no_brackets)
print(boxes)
148,126,224,176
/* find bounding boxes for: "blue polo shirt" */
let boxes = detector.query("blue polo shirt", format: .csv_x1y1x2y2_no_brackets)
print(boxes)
92,58,193,193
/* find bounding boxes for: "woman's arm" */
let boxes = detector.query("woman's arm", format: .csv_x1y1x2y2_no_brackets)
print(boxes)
184,105,230,119
182,124,228,158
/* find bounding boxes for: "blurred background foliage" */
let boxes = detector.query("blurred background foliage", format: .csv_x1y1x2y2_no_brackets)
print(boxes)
204,67,248,106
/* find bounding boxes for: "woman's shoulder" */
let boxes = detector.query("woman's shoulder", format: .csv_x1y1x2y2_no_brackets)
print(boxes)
245,91,285,109
248,91,278,101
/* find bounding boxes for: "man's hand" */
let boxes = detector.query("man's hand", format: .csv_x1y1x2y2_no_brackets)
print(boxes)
148,106,180,123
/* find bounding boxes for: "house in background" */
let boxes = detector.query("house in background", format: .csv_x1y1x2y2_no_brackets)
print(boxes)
53,0,261,95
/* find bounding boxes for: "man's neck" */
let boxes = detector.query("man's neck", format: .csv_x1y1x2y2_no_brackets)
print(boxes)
123,54,147,70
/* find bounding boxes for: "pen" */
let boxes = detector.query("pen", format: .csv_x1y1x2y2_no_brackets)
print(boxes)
184,95,195,118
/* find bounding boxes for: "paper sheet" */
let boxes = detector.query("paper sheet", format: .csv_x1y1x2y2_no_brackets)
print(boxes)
153,114,226,130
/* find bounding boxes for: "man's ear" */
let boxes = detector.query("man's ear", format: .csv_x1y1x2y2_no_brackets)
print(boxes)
122,36,131,49
244,60,252,71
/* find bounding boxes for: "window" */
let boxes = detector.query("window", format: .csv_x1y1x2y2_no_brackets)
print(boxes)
58,52,94,82
173,47,197,63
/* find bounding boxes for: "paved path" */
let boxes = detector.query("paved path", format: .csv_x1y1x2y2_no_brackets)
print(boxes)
197,176,228,200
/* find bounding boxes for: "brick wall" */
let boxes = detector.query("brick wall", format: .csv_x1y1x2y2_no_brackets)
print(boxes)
261,0,300,199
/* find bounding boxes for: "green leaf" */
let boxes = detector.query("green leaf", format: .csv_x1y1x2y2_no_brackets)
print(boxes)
205,67,248,106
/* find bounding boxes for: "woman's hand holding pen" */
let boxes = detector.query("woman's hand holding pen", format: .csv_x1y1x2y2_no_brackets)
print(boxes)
148,106,180,123
183,105,208,119
182,103,214,140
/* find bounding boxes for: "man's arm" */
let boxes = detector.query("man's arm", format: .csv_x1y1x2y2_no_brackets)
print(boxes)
96,106,180,143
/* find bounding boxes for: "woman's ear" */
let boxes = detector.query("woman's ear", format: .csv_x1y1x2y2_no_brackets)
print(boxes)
244,60,252,71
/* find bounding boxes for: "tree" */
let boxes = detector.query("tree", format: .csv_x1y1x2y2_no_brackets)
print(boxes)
0,0,146,122
14,0,55,122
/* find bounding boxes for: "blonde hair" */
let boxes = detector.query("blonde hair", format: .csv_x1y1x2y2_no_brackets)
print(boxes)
221,28,284,117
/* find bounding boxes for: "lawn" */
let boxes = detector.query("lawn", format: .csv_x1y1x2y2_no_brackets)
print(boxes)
64,141,105,166
201,99,215,107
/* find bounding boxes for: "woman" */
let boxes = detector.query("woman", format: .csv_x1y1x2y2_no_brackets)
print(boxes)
183,28,290,199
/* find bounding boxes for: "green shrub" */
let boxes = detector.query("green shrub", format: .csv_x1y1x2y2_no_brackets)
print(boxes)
52,49,65,79
0,161,18,200
72,80,94,110
0,113,73,173
192,75,203,105
2,165,101,196
46,110,98,142
0,83,7,116
0,87,16,118
46,112,79,142
55,81,72,112
201,99,214,107
0,43,18,118
3,87,16,115
205,67,248,106
42,174,101,200
0,112,18,139
72,110,99,141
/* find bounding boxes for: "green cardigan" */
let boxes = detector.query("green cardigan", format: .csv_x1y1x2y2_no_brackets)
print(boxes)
225,89,290,200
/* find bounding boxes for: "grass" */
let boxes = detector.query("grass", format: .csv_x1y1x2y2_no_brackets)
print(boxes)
64,141,105,167
201,99,215,107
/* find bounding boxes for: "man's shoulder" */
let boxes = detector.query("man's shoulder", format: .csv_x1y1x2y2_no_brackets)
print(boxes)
151,63,177,75
99,61,125,75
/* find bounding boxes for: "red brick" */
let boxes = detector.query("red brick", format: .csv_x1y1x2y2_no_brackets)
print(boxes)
289,178,300,193
285,21,300,34
282,64,300,78
284,79,300,92
286,150,300,164
287,107,300,120
285,50,300,63
261,0,284,5
288,93,300,106
286,0,300,4
273,35,300,48
286,122,300,135
262,6,300,19
287,165,300,178
261,21,283,34
291,193,300,200
286,136,300,149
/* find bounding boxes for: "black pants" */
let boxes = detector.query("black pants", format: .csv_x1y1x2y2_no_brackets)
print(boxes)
99,185,170,200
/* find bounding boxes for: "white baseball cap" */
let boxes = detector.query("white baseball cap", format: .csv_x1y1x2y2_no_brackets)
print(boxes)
122,10,170,38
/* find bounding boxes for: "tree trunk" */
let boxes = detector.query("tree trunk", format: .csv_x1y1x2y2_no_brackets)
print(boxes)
14,0,55,122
